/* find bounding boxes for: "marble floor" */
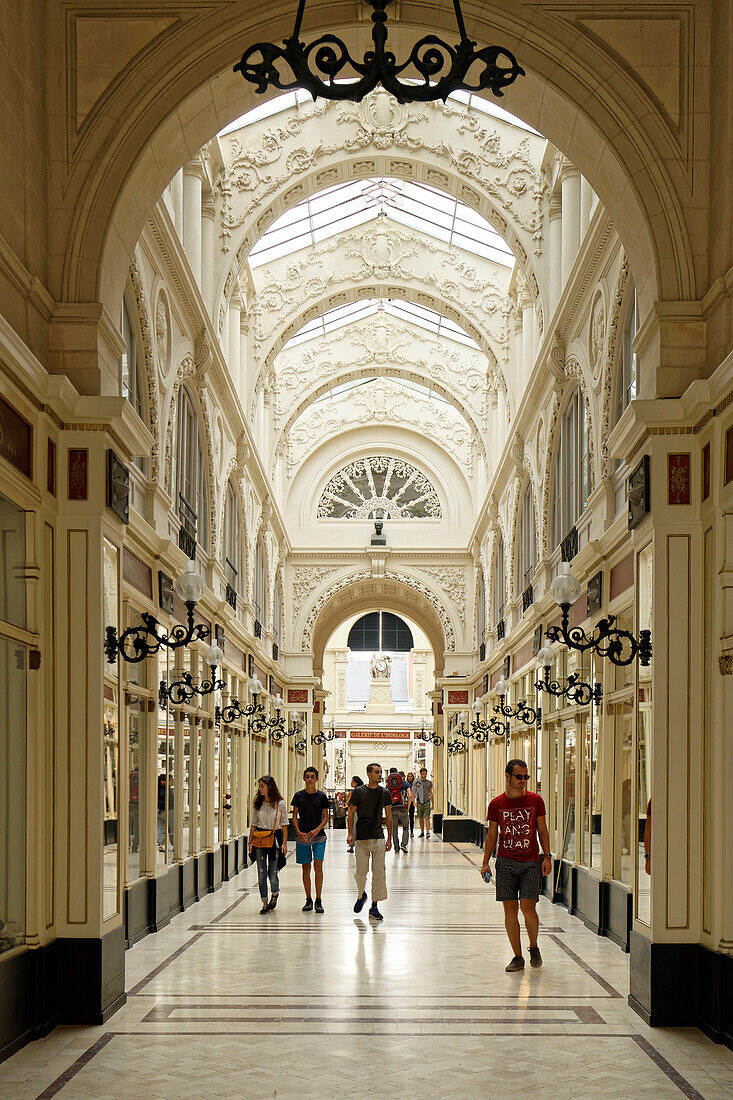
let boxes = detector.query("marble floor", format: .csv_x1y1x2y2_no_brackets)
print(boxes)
2,836,733,1099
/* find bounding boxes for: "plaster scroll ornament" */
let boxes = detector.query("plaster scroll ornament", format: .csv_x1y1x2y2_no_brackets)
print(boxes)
127,257,160,479
419,566,467,631
590,293,606,384
291,565,340,622
155,293,170,371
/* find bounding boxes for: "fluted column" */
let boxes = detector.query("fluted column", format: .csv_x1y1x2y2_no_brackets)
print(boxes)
201,197,215,313
183,161,204,286
580,176,593,238
172,170,184,236
560,164,581,286
548,195,562,314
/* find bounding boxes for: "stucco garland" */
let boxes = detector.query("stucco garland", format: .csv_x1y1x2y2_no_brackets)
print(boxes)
128,256,161,479
600,255,630,476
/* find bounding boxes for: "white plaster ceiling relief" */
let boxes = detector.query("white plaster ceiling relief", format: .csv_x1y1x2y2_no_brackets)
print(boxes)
247,221,510,369
418,566,468,632
284,379,476,480
271,314,491,438
215,89,546,285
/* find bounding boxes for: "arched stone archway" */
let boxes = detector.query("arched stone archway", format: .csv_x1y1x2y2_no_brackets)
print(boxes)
304,572,455,677
58,2,702,328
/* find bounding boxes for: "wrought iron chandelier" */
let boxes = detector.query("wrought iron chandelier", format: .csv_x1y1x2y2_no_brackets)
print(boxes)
312,720,341,746
234,0,525,105
105,560,209,664
158,644,224,707
535,645,602,707
545,564,652,668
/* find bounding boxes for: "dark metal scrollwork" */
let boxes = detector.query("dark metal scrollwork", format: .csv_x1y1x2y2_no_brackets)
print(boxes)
105,605,209,664
545,610,652,668
234,0,524,105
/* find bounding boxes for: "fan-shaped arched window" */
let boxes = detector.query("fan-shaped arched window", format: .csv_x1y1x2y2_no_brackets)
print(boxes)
253,534,267,636
492,532,506,636
318,456,441,519
223,483,242,608
476,569,486,652
517,483,537,603
121,296,145,421
551,387,589,551
348,612,414,652
272,571,282,659
171,386,209,559
616,284,638,423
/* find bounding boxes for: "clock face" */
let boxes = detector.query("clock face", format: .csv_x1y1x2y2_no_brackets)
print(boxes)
375,658,388,673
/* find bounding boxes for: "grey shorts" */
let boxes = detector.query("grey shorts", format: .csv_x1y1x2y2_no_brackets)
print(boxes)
495,857,542,902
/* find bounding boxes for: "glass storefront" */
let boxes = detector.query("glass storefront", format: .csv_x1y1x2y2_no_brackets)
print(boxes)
0,635,27,953
636,543,653,924
102,540,120,919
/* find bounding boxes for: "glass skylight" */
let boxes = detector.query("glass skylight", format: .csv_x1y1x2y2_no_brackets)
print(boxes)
312,375,450,405
282,296,481,350
249,175,514,267
219,87,539,138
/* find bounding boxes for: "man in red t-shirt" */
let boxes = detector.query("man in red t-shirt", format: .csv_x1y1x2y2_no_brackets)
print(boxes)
480,758,552,973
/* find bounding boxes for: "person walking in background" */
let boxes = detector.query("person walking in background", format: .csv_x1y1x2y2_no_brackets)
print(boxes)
249,775,288,914
339,775,363,854
406,771,416,836
291,767,330,913
387,768,411,853
480,759,552,972
413,767,434,838
347,763,392,921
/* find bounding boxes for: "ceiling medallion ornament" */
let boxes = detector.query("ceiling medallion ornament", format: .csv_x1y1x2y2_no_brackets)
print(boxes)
234,0,525,105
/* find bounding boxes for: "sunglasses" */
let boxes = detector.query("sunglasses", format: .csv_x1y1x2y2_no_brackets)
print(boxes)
511,773,530,781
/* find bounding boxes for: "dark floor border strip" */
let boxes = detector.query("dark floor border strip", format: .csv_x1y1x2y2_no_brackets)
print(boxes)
631,1035,706,1100
209,887,252,924
449,842,482,869
35,1033,115,1099
546,933,622,998
128,932,204,995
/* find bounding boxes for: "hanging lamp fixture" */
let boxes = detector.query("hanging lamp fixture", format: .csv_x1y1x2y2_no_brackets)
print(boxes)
234,0,525,105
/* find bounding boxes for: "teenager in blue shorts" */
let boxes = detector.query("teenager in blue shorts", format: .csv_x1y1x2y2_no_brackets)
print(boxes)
291,767,330,913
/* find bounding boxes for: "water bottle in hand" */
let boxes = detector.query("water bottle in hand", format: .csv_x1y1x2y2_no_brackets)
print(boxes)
483,869,492,883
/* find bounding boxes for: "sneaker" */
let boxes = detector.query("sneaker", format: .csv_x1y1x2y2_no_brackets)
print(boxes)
529,946,542,968
419,832,425,838
315,898,324,914
267,895,278,911
400,844,408,853
302,898,313,912
354,891,367,913
368,904,383,921
426,831,431,837
505,955,525,972
260,902,269,914
347,846,354,853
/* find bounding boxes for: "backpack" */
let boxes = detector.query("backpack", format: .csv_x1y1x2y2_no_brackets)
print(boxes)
387,773,405,806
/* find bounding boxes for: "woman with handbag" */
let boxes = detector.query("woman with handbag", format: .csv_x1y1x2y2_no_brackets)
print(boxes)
249,776,288,914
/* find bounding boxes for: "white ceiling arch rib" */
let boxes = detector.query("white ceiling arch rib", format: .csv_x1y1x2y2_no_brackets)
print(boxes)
254,282,512,422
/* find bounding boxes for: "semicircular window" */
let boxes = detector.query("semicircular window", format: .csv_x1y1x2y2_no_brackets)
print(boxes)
317,456,442,520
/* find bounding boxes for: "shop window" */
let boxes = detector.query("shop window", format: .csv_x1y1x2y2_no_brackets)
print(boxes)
516,482,537,600
126,696,146,884
102,539,120,918
561,724,577,862
0,492,27,629
492,531,505,632
0,635,27,952
636,542,653,924
171,386,209,558
616,285,637,424
551,387,589,551
612,700,634,886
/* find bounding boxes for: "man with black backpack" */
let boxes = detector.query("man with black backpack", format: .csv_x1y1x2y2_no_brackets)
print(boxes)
386,767,412,853
347,763,393,921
